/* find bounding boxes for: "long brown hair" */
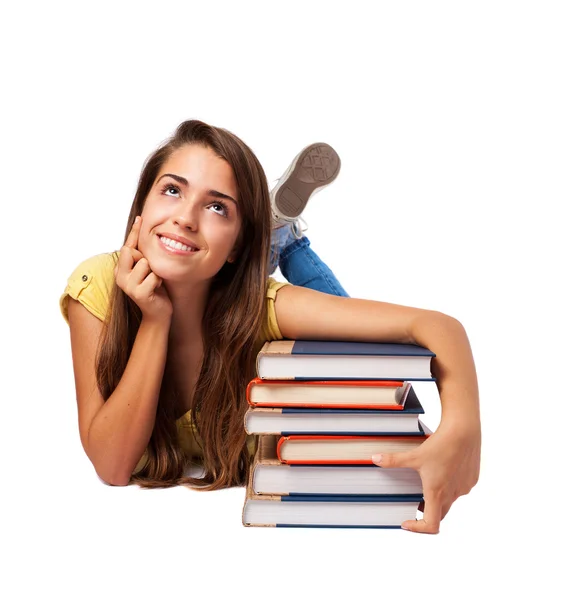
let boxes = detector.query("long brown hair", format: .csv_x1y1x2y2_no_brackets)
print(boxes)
95,120,271,490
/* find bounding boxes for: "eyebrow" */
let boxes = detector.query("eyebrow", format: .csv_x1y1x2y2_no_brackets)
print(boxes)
156,173,238,206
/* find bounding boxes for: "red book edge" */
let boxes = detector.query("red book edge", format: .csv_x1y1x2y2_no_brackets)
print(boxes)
276,434,430,465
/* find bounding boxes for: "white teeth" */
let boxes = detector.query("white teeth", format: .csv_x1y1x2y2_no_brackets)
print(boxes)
159,236,195,252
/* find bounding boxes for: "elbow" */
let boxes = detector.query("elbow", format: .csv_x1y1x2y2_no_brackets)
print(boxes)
107,472,132,487
411,310,466,346
96,468,132,487
84,431,136,487
429,310,465,332
91,456,134,486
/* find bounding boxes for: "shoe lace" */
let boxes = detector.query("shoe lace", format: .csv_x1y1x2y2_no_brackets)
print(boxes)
291,216,308,239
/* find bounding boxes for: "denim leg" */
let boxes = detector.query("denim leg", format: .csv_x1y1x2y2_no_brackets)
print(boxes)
268,224,293,276
278,236,349,297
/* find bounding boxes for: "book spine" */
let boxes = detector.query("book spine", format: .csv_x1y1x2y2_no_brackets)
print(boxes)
246,378,257,406
255,342,270,379
279,494,424,502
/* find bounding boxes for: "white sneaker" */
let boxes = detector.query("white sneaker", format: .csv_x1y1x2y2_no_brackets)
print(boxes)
270,143,341,239
290,216,308,239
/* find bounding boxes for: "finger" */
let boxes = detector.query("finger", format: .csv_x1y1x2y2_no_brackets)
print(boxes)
401,491,442,534
125,216,142,249
417,499,449,519
129,247,144,262
115,246,133,281
140,270,163,294
417,496,453,525
116,245,143,280
371,450,415,469
130,257,152,285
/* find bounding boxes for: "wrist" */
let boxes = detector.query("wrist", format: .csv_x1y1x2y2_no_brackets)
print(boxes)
141,314,172,331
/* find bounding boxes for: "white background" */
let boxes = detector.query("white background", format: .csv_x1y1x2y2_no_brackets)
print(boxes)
1,1,575,598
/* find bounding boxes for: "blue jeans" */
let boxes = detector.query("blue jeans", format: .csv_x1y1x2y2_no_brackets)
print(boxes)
268,225,349,297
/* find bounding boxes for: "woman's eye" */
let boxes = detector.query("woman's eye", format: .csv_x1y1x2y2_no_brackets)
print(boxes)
210,202,229,217
163,185,180,197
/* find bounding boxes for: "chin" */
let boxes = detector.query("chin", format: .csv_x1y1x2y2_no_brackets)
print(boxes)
147,255,188,280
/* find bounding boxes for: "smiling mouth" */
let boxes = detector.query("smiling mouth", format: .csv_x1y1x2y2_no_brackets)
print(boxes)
157,235,199,253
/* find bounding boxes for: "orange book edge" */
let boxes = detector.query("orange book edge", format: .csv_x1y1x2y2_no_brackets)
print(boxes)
276,434,430,465
246,378,406,409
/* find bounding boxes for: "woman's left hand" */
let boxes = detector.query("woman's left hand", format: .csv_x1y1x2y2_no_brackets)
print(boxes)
372,416,481,534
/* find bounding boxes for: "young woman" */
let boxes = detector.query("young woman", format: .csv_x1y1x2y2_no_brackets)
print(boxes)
59,120,480,534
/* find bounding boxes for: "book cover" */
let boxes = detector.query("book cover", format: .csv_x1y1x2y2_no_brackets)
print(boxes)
244,386,424,435
242,485,423,528
249,435,424,497
246,378,411,409
256,340,436,381
276,429,431,465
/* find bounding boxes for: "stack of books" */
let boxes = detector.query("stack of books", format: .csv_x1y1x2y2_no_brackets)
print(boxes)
242,339,436,529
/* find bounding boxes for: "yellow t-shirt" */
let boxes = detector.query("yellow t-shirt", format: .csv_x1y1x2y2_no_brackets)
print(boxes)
59,251,290,472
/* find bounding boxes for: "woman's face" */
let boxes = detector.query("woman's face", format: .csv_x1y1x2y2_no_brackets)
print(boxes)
138,143,242,283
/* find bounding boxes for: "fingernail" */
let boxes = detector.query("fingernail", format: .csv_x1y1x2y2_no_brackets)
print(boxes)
401,524,410,530
372,454,382,464
135,216,140,223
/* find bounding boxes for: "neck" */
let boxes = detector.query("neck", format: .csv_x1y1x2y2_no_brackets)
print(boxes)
163,278,210,349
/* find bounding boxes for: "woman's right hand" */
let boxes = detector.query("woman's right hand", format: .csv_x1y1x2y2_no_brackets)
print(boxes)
114,216,173,323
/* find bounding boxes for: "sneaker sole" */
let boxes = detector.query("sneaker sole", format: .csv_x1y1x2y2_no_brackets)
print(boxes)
274,143,341,219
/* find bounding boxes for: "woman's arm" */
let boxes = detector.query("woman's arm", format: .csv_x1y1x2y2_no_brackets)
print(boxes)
274,286,481,534
68,299,171,486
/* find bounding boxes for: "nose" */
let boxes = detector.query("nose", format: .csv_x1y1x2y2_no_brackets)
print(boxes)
173,205,199,232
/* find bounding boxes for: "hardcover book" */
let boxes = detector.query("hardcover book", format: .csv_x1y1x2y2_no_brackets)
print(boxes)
244,385,424,435
246,379,411,409
277,425,432,465
249,435,423,497
242,488,423,528
256,340,436,381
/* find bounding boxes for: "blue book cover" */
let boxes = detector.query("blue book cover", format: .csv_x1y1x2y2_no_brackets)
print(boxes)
291,340,435,358
257,340,436,381
277,494,424,502
243,490,423,528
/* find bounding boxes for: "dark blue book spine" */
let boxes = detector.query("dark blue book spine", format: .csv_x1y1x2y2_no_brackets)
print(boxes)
279,494,423,503
292,340,435,357
279,421,427,436
286,493,424,500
